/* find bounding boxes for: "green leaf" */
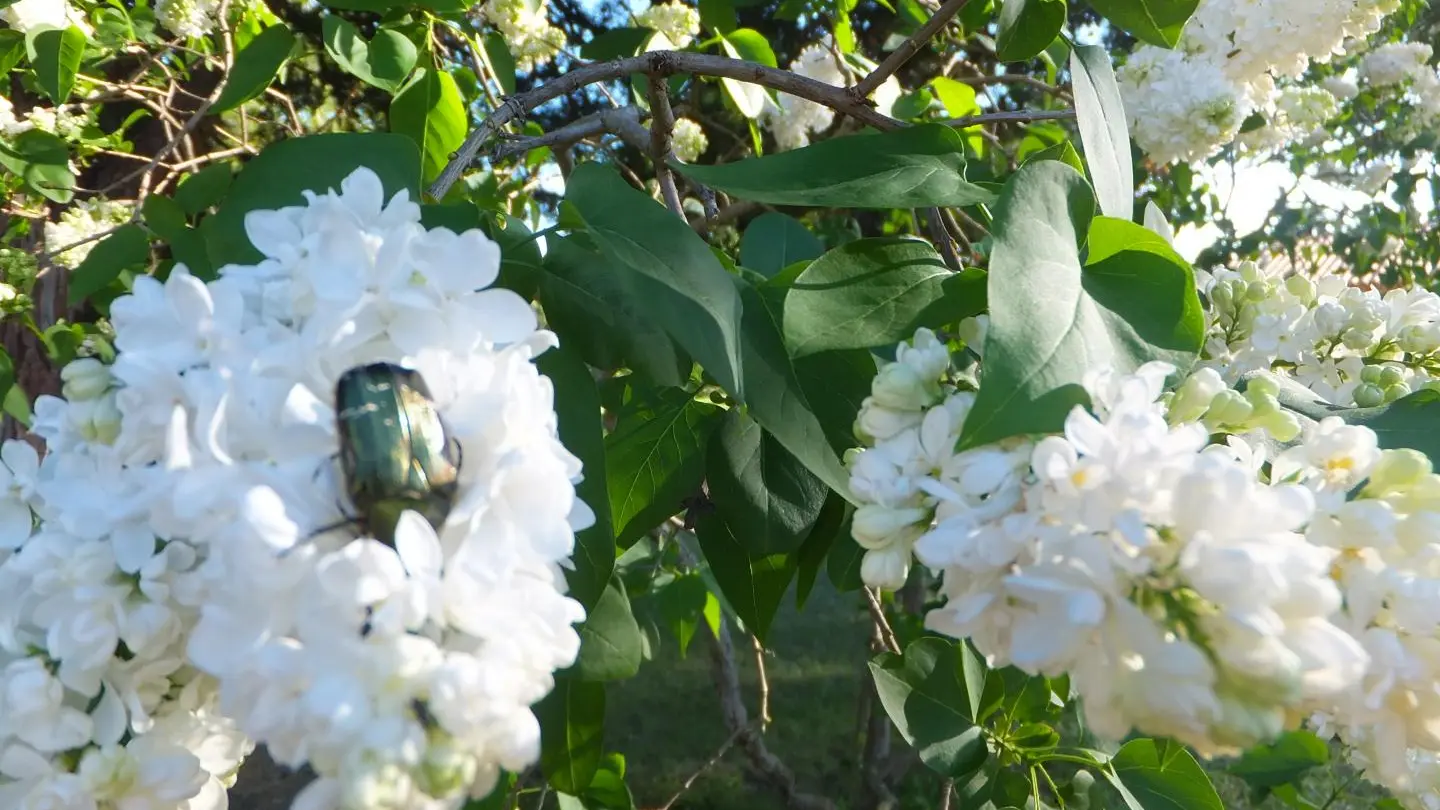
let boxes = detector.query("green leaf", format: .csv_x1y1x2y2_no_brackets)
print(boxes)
605,392,722,545
721,28,777,67
566,164,746,397
142,195,187,242
0,29,25,76
676,126,995,209
912,269,988,330
537,674,606,795
737,281,853,497
1272,387,1440,460
538,344,614,611
707,410,828,556
1089,0,1200,48
1106,739,1223,810
1071,44,1134,220
1228,731,1329,789
694,504,796,641
717,35,768,118
739,213,824,278
540,235,689,387
795,491,850,607
794,348,877,456
654,572,708,656
0,356,22,427
212,24,296,113
67,225,149,306
322,16,417,93
574,577,644,682
390,68,467,185
930,77,980,118
996,0,1066,62
0,129,75,203
205,133,422,267
1025,140,1084,173
173,163,234,215
782,237,952,358
826,532,865,591
26,26,85,103
959,164,1202,449
482,33,516,95
580,27,651,60
869,637,989,778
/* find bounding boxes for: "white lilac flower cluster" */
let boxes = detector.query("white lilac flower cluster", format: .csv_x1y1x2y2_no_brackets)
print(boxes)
633,0,700,49
0,0,81,32
155,0,223,39
1,97,88,141
849,262,1440,805
1197,259,1440,407
761,41,902,151
671,117,708,163
4,166,592,809
480,0,566,71
44,198,133,269
1361,42,1440,132
1117,0,1400,164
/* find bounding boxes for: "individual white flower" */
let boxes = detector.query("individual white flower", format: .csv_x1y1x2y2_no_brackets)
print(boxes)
634,1,699,48
1,0,68,32
671,117,707,162
0,440,39,550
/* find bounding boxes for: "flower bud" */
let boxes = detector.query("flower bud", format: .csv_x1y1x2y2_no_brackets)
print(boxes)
1378,364,1407,389
1245,373,1281,399
860,545,911,591
1399,325,1440,355
1367,449,1433,495
896,327,951,382
1314,301,1348,335
1353,382,1386,408
1284,274,1316,305
1169,367,1226,423
855,399,922,443
1204,389,1254,427
871,362,936,411
1340,327,1376,350
852,504,929,550
60,357,112,401
75,392,122,445
1360,365,1383,385
1384,382,1412,402
1253,409,1302,443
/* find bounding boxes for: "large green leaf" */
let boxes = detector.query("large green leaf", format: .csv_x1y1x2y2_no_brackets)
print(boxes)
0,129,75,203
930,77,980,118
574,578,643,682
959,163,1202,449
736,281,853,497
566,164,747,398
605,392,722,546
1089,0,1200,47
322,16,417,93
1071,45,1134,221
540,235,689,387
68,225,149,305
205,133,422,267
1227,731,1329,790
794,491,850,607
26,26,85,103
870,637,990,778
1106,739,1223,810
0,30,25,76
538,344,614,611
212,24,296,113
1271,386,1440,461
674,126,996,209
173,163,234,216
390,67,467,185
693,504,796,641
794,348,877,457
782,237,951,358
537,674,607,795
739,213,823,278
996,0,1066,62
706,410,828,556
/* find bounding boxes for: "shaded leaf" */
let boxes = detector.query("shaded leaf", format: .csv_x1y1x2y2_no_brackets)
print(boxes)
996,0,1065,62
870,637,989,777
740,212,824,278
68,225,149,306
605,392,721,545
212,24,296,113
537,674,606,795
1106,739,1223,810
574,577,643,682
1089,0,1200,48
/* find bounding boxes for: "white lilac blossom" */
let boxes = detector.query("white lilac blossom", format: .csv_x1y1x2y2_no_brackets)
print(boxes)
155,0,223,39
44,198,133,269
1,0,68,31
1361,42,1434,87
762,42,847,151
481,0,566,70
5,167,592,809
1196,259,1440,406
634,1,700,49
1118,0,1402,163
671,117,708,162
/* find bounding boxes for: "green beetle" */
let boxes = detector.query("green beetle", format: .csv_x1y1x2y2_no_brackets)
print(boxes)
333,362,462,547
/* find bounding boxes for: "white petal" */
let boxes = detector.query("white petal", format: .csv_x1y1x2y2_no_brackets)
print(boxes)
244,209,303,259
395,511,443,580
0,498,32,549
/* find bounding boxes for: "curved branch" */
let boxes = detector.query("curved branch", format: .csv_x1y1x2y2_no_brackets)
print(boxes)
852,0,971,98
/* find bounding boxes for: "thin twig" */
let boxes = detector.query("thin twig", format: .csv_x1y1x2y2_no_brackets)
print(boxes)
752,635,771,730
491,106,650,161
852,0,971,98
429,50,905,199
648,75,685,216
655,726,746,810
941,109,1076,127
864,588,902,655
941,778,955,810
925,207,963,272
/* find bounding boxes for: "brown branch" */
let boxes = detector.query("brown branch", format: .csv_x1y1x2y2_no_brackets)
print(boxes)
852,0,972,98
491,106,651,161
752,635,771,730
864,588,902,655
429,50,904,199
925,208,963,272
647,75,685,217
